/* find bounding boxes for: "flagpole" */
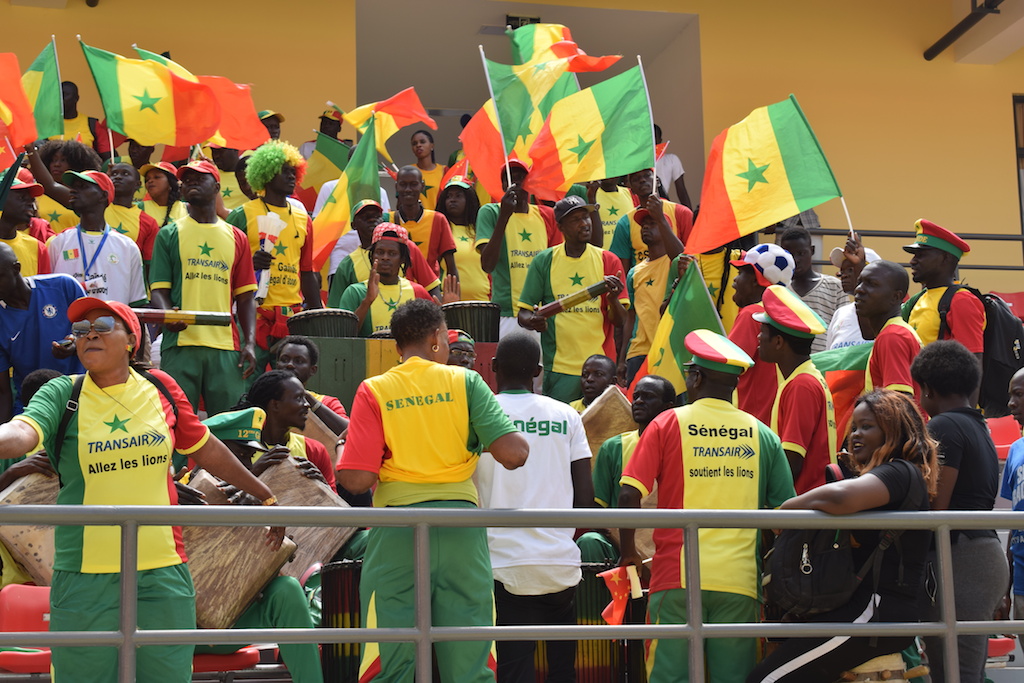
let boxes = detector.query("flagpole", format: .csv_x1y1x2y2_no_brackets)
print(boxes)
107,128,114,164
636,55,658,194
839,195,855,239
478,45,512,190
51,35,65,125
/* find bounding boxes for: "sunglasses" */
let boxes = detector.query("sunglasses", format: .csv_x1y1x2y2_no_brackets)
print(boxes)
71,316,118,338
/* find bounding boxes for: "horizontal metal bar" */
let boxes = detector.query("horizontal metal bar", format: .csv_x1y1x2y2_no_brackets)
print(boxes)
0,504,1020,530
809,227,1024,243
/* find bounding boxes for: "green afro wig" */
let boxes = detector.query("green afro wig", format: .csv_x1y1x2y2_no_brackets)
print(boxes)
245,140,306,193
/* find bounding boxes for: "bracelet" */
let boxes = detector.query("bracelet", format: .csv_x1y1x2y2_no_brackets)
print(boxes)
261,495,278,506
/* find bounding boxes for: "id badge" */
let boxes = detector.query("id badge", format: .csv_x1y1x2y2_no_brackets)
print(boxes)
84,275,104,295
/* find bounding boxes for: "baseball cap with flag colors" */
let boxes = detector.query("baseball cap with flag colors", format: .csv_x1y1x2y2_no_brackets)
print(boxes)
902,219,970,259
61,170,114,203
203,407,267,450
11,176,43,197
754,285,827,338
729,243,794,287
684,329,754,376
176,159,220,183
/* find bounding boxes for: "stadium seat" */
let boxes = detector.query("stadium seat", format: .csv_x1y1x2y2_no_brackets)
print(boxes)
193,646,262,673
988,414,1022,460
992,292,1024,323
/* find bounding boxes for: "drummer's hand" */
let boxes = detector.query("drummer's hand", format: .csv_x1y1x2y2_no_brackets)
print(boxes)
251,446,292,477
295,459,328,485
439,275,460,305
266,524,286,551
164,307,189,333
603,275,623,297
0,454,55,489
225,486,260,506
175,481,207,506
253,250,274,271
676,254,695,276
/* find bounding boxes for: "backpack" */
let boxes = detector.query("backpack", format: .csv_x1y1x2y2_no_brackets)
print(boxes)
762,459,925,621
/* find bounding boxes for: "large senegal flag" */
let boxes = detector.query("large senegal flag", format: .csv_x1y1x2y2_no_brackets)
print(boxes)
484,56,576,161
459,100,506,201
627,263,725,397
685,95,841,255
80,41,219,147
311,116,380,270
343,88,436,163
508,23,621,73
21,39,62,139
810,342,873,437
525,66,654,202
296,132,351,211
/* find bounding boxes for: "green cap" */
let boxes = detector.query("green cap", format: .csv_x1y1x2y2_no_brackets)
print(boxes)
203,408,267,450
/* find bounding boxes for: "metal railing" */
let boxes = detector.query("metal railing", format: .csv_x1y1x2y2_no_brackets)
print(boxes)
2,504,1023,682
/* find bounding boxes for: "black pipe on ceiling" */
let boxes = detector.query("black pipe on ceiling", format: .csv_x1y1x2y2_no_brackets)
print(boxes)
924,0,1004,61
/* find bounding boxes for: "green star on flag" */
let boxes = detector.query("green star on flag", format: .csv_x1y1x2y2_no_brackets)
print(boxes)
569,135,594,162
113,223,129,235
198,242,214,256
518,229,532,242
104,414,131,433
569,272,585,286
133,89,161,112
737,158,769,192
48,210,62,222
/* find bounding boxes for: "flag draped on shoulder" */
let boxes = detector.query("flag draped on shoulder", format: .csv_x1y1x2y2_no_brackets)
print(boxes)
81,41,219,147
508,23,621,72
296,132,350,211
628,264,725,396
311,116,379,270
525,66,654,201
343,88,436,163
810,342,873,437
685,95,841,255
21,40,62,139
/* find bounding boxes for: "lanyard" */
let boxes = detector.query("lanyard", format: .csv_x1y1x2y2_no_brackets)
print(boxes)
77,225,110,279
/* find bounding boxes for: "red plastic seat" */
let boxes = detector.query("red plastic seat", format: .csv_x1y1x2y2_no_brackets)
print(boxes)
988,415,1022,460
988,636,1016,658
193,646,261,672
992,292,1024,322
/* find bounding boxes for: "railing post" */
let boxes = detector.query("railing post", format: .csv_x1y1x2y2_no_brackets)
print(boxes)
683,522,704,682
935,524,960,677
414,522,432,683
118,519,138,683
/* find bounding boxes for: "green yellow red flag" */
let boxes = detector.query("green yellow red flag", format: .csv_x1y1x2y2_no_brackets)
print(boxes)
685,95,841,255
311,115,379,270
524,66,654,202
296,132,350,211
80,40,219,147
459,100,507,201
343,88,436,164
810,342,872,437
21,39,62,140
507,23,621,72
0,54,38,159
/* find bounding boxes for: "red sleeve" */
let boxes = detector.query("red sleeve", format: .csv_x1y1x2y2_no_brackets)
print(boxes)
621,410,680,498
776,376,821,456
36,241,50,275
540,205,562,246
406,239,439,288
299,215,314,272
339,383,388,473
138,211,159,261
432,212,457,256
728,305,761,358
672,203,694,245
321,394,348,418
231,227,258,292
873,328,919,391
411,282,433,301
151,369,210,453
302,437,337,488
28,218,55,243
946,289,985,353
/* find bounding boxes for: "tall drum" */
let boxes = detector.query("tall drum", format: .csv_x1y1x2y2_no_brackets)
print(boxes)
320,560,362,682
442,302,500,343
288,309,360,338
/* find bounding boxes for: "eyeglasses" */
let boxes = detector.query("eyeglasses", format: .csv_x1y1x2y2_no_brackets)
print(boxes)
449,349,476,360
71,316,117,337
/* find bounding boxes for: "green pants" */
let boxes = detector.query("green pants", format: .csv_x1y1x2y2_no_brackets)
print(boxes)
543,370,583,404
161,345,247,417
50,564,196,683
576,530,618,564
360,501,495,682
645,588,757,683
198,576,323,683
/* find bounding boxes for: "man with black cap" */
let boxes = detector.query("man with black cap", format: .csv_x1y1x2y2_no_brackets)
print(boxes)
902,219,984,361
517,195,627,403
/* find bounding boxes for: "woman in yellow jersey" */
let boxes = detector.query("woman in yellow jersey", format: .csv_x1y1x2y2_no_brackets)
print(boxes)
0,297,282,683
139,162,187,227
25,140,103,235
410,129,445,210
436,175,490,301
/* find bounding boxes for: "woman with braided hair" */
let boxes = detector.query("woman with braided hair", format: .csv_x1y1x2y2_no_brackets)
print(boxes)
139,161,187,227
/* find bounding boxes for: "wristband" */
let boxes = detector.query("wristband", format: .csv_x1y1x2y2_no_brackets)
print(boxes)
261,495,278,506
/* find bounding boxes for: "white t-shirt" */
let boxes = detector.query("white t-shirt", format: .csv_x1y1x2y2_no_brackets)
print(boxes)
656,153,684,187
48,226,147,305
826,301,870,350
476,391,590,595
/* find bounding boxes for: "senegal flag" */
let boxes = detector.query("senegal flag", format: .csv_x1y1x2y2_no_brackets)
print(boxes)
485,57,571,153
525,66,654,202
685,95,841,255
296,132,350,212
627,263,725,397
343,88,436,163
0,54,37,166
311,115,380,270
507,23,621,72
81,40,219,147
21,39,62,139
810,342,873,437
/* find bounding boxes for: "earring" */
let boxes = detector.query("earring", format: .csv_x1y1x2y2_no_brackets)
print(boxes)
432,344,439,352
126,344,133,352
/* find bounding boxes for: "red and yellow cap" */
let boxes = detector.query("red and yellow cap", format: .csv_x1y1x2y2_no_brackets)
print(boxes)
447,328,475,347
139,161,178,180
684,329,754,375
902,219,970,260
62,170,114,203
320,108,343,122
258,109,285,123
176,159,220,183
754,285,826,338
371,222,410,246
10,176,43,197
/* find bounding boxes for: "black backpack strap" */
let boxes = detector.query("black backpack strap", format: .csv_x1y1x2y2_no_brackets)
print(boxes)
51,375,86,480
936,285,964,341
140,370,178,423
